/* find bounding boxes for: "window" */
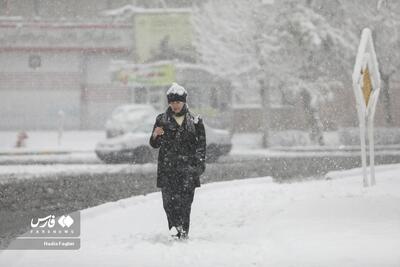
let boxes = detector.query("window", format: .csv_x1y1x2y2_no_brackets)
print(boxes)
134,87,148,104
28,55,42,70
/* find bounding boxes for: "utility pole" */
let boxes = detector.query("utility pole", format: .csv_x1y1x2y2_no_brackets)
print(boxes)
5,0,10,15
253,3,270,148
258,71,270,148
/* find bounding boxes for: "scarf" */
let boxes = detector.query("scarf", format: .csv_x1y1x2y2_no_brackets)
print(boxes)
167,103,188,117
165,104,195,134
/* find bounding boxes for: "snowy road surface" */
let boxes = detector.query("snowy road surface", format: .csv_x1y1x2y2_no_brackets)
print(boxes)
0,165,400,267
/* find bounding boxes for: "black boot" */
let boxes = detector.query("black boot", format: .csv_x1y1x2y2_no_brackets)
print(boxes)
176,226,188,240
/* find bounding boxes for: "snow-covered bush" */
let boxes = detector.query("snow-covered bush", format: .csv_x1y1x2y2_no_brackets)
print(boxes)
269,130,311,147
338,127,400,146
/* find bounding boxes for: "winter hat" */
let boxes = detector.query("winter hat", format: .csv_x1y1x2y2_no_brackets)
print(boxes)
166,82,187,103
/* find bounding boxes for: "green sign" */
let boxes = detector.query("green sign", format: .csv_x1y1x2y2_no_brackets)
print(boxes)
134,12,194,63
112,63,176,86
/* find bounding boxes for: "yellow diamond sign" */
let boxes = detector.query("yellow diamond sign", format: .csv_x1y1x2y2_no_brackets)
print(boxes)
362,67,373,106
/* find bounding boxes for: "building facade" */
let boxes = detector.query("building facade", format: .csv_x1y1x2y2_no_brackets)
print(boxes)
0,18,132,130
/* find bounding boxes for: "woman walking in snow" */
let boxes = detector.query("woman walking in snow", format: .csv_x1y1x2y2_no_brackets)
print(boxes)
150,83,206,239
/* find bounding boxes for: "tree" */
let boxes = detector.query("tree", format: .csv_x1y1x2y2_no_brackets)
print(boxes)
193,0,355,146
193,0,276,146
368,0,400,125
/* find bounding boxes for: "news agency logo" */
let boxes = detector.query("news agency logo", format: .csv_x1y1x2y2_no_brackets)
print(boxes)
58,215,74,228
29,214,76,235
30,214,74,228
5,211,81,250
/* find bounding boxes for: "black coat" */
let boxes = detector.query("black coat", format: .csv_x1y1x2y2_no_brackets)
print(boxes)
149,107,206,189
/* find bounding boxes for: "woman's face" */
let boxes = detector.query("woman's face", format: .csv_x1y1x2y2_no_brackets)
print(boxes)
169,101,185,113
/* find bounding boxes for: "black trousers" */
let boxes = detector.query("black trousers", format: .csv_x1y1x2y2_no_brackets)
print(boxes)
161,186,195,233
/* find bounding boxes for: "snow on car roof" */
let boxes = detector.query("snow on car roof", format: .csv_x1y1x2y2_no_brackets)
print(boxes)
108,104,158,133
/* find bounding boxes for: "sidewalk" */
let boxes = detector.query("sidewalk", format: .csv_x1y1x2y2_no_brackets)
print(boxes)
0,131,104,155
1,165,399,266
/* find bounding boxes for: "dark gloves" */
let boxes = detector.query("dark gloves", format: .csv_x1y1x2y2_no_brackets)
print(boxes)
176,155,205,177
189,157,205,177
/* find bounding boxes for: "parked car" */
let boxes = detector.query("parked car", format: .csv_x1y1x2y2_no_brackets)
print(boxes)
95,104,232,164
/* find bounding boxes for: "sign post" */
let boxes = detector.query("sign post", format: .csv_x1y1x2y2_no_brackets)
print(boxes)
58,110,65,146
352,28,381,187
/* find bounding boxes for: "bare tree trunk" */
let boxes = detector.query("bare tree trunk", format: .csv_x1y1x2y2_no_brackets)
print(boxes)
253,32,270,147
380,71,394,125
300,90,325,146
259,79,270,148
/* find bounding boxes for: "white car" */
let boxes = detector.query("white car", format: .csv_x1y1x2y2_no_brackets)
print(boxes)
95,104,232,164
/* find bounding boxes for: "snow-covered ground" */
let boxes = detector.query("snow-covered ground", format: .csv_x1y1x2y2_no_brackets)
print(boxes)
0,131,104,154
0,130,345,155
1,164,399,267
1,130,399,156
0,131,104,165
